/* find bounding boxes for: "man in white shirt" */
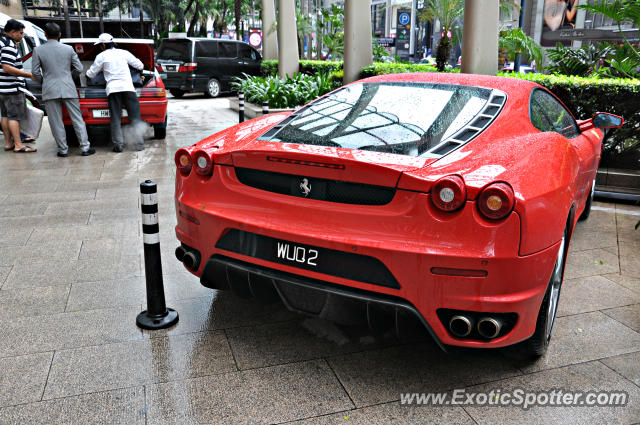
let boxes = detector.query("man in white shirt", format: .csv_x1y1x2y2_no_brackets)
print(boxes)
86,33,144,152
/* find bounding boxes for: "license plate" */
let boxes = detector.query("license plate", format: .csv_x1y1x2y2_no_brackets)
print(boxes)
275,241,319,267
92,109,128,118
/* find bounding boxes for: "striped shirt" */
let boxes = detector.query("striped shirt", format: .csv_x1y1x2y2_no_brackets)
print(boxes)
0,35,25,94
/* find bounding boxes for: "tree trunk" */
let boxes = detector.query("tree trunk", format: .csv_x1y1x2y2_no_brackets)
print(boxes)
118,0,123,37
307,0,313,59
139,0,144,37
77,0,84,38
188,3,200,36
435,34,450,72
63,0,71,37
98,0,104,33
235,0,242,40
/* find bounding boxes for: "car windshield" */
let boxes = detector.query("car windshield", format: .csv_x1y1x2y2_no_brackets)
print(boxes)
260,82,495,157
157,40,191,61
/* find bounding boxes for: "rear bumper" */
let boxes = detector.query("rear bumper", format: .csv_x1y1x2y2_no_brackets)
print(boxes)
162,74,208,92
174,165,560,349
62,98,168,125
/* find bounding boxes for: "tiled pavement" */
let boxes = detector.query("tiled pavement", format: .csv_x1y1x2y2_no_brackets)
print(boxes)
0,95,639,424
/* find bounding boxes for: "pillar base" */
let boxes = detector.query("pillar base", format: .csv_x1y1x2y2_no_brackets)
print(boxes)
136,308,179,330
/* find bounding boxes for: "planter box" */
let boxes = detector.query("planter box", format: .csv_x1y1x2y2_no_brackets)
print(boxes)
228,98,295,119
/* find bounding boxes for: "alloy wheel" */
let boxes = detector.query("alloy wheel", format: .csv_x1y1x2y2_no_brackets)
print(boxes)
545,234,565,342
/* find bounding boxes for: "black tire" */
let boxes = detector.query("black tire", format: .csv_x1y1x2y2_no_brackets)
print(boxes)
153,124,166,139
64,125,79,147
522,225,568,357
170,89,185,98
205,78,221,98
579,177,596,221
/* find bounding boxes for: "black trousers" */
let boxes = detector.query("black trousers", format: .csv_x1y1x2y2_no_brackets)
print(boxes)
108,91,142,149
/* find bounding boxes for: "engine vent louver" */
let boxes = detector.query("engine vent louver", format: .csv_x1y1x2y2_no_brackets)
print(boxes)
425,90,507,157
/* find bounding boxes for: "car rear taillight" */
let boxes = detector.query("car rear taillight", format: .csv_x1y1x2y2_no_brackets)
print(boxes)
155,64,163,72
178,62,197,72
175,149,192,176
431,175,466,212
139,75,166,98
193,150,213,177
477,182,515,220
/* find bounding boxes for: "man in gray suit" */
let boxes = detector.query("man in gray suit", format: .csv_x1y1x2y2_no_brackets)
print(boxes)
32,22,94,157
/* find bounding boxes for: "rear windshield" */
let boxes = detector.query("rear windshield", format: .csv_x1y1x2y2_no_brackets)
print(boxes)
157,40,192,61
260,82,495,157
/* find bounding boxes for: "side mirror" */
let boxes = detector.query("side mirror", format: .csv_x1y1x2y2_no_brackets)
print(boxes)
593,112,624,129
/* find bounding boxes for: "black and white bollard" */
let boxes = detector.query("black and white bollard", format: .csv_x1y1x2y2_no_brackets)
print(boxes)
238,91,245,123
262,100,269,116
136,180,179,330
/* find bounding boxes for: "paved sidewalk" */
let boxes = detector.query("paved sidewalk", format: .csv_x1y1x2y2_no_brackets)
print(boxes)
0,96,638,424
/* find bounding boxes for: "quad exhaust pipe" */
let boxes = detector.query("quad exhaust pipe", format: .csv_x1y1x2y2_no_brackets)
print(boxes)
477,317,502,339
449,315,473,337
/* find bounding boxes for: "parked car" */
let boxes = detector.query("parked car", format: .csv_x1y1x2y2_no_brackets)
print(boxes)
20,19,47,48
172,73,622,357
596,136,640,200
23,38,168,141
502,61,536,73
156,37,262,98
0,13,33,59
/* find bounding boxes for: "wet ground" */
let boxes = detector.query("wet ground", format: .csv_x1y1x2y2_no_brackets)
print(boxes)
0,94,638,424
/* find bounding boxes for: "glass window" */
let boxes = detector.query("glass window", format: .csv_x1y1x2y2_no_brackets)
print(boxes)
260,82,496,157
530,89,579,138
21,53,32,72
219,42,237,58
238,43,256,60
196,41,217,57
157,40,192,61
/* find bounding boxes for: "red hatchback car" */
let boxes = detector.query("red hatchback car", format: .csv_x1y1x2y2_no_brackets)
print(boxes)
24,38,168,141
173,73,622,357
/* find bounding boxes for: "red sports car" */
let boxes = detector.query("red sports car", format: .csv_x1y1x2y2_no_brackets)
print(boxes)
173,73,622,356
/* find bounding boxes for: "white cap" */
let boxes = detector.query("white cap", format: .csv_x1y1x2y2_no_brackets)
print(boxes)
94,33,113,45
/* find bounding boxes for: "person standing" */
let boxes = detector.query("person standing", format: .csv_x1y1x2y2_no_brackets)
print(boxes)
32,23,95,157
0,19,36,153
86,33,144,152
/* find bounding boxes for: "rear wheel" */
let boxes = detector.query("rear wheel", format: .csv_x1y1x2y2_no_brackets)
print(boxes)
205,78,220,98
579,177,596,221
523,226,568,357
64,125,79,147
170,89,185,98
153,116,167,139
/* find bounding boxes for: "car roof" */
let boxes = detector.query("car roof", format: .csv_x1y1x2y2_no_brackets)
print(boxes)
162,37,246,43
359,72,540,94
62,38,154,45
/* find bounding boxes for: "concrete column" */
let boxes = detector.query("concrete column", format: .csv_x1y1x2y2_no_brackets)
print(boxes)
572,1,588,49
278,0,299,78
262,0,278,60
409,0,417,57
461,0,499,75
344,0,373,83
385,0,391,37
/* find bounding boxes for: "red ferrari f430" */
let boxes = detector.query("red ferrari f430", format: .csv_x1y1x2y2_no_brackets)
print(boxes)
173,73,623,356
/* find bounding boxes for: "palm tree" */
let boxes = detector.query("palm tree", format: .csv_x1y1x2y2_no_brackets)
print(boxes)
499,28,543,69
420,0,464,71
578,0,640,61
296,9,313,60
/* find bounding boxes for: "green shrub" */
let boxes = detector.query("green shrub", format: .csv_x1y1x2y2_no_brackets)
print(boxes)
261,60,279,76
360,62,458,78
261,60,343,77
232,72,338,109
501,72,640,160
